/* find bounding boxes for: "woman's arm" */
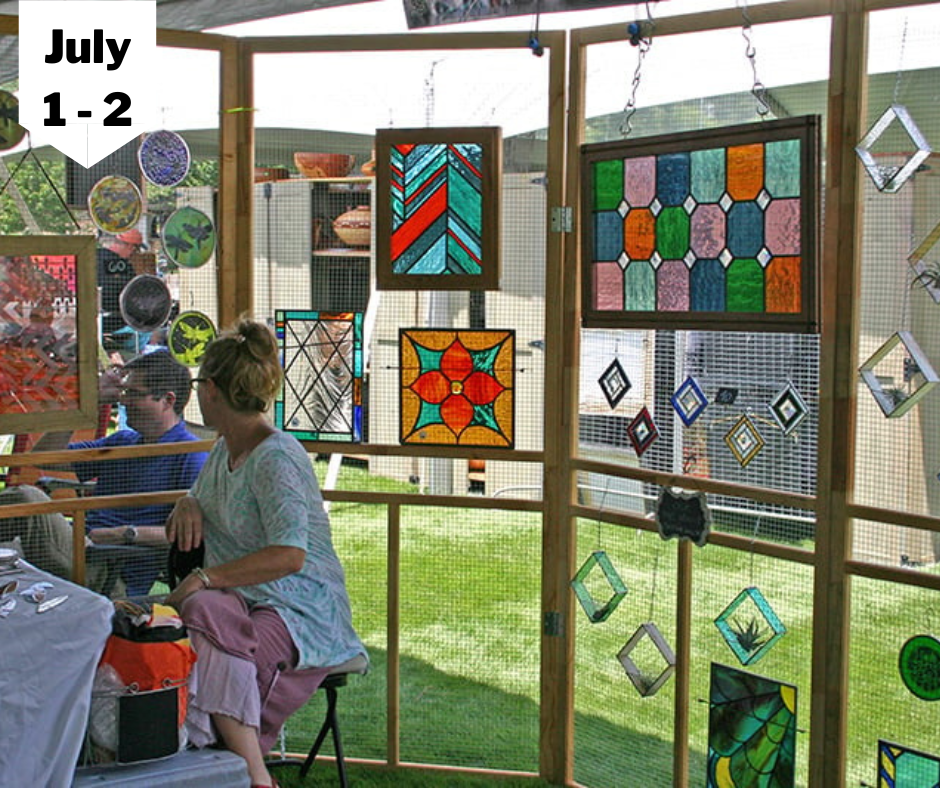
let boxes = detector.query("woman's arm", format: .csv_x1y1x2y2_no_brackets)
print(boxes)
165,544,305,609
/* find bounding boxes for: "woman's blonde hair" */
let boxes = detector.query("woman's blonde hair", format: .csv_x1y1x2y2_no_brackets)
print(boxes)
200,317,282,413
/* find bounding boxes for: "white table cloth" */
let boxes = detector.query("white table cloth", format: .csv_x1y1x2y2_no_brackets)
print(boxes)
0,560,112,788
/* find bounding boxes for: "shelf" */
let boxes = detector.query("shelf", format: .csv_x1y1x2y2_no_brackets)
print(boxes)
313,248,371,258
294,176,373,185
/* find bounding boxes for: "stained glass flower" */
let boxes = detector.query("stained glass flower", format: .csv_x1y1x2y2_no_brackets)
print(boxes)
401,329,514,447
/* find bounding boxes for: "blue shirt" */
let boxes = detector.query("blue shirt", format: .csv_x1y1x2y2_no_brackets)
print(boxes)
191,431,366,669
70,421,208,595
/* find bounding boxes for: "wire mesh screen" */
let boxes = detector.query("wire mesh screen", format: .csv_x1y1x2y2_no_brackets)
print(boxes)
847,575,940,788
0,42,219,596
853,6,940,572
573,519,678,788
575,16,828,788
252,47,549,488
688,548,813,788
397,505,541,770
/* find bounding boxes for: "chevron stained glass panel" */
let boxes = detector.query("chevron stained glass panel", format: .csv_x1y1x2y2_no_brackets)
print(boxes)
376,127,501,291
400,328,514,447
582,116,820,332
274,310,363,443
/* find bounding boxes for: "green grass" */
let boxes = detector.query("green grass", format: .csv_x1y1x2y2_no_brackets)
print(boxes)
268,462,940,787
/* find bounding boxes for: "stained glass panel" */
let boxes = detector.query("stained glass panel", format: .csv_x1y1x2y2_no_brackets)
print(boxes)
400,328,514,447
708,663,797,788
0,236,98,433
627,406,658,457
878,740,940,787
582,117,820,332
725,414,765,468
376,127,501,291
274,310,364,443
599,358,631,409
714,586,787,666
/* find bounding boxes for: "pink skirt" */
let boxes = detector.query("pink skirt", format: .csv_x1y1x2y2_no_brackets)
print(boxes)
179,588,331,753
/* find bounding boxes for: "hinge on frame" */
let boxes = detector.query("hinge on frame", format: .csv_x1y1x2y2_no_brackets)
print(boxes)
550,206,572,233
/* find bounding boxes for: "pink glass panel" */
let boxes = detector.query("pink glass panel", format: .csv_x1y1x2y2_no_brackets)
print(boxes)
624,156,656,207
765,199,801,256
594,261,624,310
690,204,726,258
657,260,690,311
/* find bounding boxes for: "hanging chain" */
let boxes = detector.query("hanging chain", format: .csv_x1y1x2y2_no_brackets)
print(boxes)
893,16,908,105
738,0,770,118
619,2,655,137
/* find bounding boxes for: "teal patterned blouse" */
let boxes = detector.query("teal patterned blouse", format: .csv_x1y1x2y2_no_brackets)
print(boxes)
191,431,367,670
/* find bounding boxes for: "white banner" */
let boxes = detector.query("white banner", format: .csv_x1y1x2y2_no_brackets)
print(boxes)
18,1,157,168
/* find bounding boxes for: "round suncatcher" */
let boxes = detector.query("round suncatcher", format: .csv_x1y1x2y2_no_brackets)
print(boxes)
88,175,142,234
119,274,173,333
0,90,26,151
161,206,216,269
168,310,216,367
139,130,191,187
899,634,940,701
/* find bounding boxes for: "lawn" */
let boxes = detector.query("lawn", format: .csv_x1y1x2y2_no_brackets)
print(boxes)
271,462,940,787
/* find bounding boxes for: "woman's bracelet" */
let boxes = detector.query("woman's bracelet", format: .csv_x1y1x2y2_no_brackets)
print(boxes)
192,566,212,589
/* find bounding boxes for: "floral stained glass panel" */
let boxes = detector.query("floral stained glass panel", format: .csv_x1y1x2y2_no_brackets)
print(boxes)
400,329,514,447
582,117,819,332
274,310,364,443
376,127,501,291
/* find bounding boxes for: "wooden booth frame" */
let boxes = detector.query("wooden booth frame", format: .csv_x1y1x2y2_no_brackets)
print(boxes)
580,116,821,332
375,126,502,291
0,235,98,434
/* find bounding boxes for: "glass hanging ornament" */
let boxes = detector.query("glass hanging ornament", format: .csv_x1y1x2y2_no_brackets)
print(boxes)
714,586,787,666
898,634,940,701
617,622,676,697
627,406,658,457
599,357,631,409
671,375,708,427
768,382,808,436
724,413,765,468
859,331,939,418
855,105,931,194
570,550,628,623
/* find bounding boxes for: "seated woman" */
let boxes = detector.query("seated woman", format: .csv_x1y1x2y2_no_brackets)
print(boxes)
166,318,367,788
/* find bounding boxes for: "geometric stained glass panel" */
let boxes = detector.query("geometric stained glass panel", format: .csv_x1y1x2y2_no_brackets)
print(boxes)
768,382,808,436
400,328,514,447
582,116,820,333
376,126,502,291
274,310,364,442
708,663,797,788
878,740,940,788
714,586,787,666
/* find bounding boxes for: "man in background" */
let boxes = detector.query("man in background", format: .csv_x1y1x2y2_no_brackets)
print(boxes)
2,350,209,595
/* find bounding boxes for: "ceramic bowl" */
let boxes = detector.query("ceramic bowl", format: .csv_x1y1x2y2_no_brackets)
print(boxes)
333,205,371,247
294,152,355,179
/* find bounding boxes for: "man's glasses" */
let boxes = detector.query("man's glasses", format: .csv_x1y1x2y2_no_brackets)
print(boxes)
120,386,158,400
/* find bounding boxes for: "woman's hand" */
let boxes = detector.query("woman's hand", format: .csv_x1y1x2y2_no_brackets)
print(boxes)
165,570,204,610
165,495,204,552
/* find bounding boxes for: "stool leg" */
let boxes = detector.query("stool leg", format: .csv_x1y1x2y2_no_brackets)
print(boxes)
299,684,339,779
331,704,348,788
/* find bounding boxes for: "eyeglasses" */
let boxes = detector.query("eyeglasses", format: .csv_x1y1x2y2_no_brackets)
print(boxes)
119,386,157,400
190,377,210,391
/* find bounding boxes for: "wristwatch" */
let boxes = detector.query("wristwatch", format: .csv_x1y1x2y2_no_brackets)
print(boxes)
124,525,138,545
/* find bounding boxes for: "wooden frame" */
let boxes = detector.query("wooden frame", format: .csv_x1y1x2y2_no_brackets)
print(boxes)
0,235,98,433
581,116,821,332
375,126,502,291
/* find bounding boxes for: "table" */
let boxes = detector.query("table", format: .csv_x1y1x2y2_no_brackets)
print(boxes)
0,559,113,788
